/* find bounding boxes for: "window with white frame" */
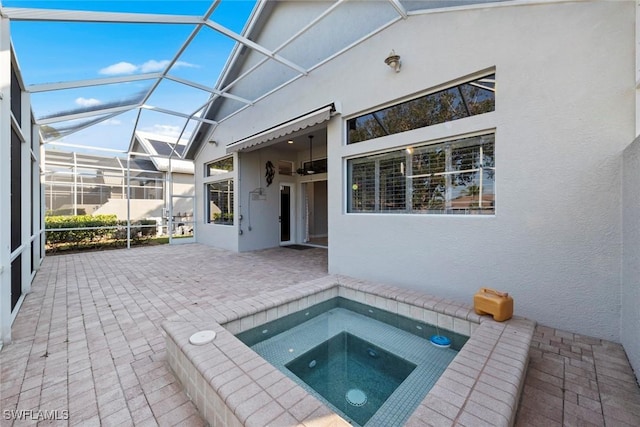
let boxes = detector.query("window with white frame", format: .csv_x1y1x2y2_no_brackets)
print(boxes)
206,156,233,176
207,179,234,225
347,134,495,214
347,74,495,144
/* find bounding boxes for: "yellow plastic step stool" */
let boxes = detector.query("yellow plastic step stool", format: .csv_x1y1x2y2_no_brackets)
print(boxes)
474,287,513,322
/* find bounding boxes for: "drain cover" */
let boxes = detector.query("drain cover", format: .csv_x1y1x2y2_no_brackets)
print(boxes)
189,330,216,346
345,388,367,407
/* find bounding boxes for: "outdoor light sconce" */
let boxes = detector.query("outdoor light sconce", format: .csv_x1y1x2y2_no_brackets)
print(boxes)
384,50,401,72
208,140,218,146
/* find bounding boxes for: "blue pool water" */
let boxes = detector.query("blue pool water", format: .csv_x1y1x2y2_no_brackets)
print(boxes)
236,298,468,426
286,332,416,426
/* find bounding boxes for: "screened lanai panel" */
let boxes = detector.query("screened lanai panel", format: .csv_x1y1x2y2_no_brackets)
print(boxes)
32,81,152,122
225,59,298,105
9,21,196,84
11,128,22,252
402,0,506,13
135,108,195,143
40,113,125,141
144,78,211,116
47,109,141,152
11,66,22,126
148,139,186,157
128,158,158,174
167,25,238,88
4,1,211,15
208,0,255,33
71,153,122,171
209,96,251,124
208,0,399,122
274,1,399,70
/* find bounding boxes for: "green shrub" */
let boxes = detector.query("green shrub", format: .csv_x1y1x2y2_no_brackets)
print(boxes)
46,208,87,216
45,215,158,251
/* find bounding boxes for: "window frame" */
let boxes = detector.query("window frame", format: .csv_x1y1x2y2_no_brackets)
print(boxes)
205,155,234,177
204,155,235,225
346,71,495,145
206,179,234,226
346,133,495,216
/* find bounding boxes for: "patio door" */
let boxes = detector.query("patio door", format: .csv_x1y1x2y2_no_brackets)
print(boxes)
302,180,328,247
280,183,294,245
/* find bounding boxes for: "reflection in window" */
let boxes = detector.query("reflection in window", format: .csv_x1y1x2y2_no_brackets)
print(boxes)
279,160,294,176
347,74,495,144
207,180,234,225
302,158,328,174
348,134,495,215
206,156,234,176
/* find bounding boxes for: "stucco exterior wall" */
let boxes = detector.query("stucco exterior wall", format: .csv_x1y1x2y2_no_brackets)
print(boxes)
92,172,194,221
171,172,195,197
331,0,632,341
622,138,640,378
196,1,634,341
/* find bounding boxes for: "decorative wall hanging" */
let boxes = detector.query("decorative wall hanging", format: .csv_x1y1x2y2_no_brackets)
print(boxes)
265,160,275,186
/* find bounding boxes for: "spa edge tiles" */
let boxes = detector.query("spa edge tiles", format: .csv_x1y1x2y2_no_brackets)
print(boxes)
163,275,535,426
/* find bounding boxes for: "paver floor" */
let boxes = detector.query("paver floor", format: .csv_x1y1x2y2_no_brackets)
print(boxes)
1,243,638,426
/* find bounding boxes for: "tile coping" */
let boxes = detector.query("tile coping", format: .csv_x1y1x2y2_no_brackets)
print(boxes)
161,275,536,426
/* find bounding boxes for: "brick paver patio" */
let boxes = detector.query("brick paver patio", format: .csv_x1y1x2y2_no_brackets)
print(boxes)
1,244,638,426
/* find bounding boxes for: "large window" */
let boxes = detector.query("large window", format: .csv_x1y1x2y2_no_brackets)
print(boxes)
348,134,495,215
347,74,495,144
206,156,234,176
207,180,234,225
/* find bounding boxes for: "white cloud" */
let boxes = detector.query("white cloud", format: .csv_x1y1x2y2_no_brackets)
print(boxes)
99,59,198,76
175,61,198,69
139,60,170,73
99,61,138,75
141,60,173,73
75,97,102,107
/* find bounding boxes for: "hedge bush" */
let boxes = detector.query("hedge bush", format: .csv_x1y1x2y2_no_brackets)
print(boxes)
45,215,158,251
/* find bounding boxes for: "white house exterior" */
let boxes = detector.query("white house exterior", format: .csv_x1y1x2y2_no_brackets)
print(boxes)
128,131,196,233
187,0,640,378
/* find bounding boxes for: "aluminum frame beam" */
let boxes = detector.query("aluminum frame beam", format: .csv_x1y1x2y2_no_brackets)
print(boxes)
37,103,138,125
163,74,253,105
140,105,218,125
205,19,308,76
2,8,203,24
27,73,162,93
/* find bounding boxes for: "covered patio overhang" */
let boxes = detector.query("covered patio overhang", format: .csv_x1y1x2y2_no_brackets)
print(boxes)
226,104,335,153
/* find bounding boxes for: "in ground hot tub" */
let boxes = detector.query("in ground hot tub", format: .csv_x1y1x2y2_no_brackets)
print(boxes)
162,276,535,427
237,297,468,426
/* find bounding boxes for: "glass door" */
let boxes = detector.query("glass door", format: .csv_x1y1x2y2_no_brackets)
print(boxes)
280,183,294,245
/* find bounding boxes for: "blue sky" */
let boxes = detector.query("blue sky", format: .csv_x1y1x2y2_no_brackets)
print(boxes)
4,0,256,152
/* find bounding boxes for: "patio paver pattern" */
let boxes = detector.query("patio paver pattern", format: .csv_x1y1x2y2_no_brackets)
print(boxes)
1,244,638,426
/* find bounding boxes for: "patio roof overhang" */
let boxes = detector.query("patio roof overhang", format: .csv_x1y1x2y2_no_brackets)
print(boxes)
226,104,334,153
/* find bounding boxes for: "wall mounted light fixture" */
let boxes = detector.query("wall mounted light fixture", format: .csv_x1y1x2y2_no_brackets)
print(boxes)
384,50,401,73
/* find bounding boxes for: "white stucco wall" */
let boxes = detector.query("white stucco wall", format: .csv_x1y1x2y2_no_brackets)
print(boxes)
328,1,633,341
196,1,634,341
195,142,238,252
622,138,640,378
234,143,328,252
